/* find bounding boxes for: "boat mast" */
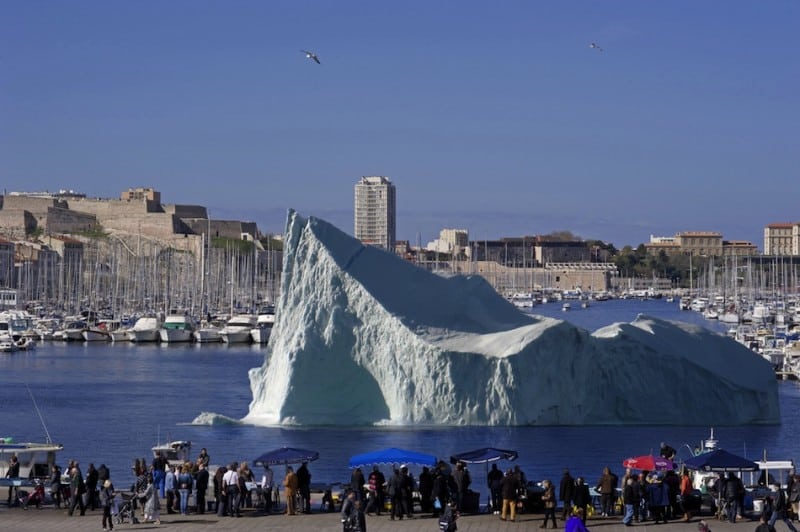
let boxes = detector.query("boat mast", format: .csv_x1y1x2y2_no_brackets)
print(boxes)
26,384,53,444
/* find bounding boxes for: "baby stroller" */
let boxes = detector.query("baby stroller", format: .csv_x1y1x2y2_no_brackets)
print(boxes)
115,492,139,525
19,480,46,510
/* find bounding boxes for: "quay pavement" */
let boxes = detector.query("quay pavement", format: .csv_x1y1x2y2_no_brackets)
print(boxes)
0,500,770,532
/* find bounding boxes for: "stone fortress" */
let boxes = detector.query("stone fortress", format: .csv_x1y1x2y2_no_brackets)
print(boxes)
0,187,261,256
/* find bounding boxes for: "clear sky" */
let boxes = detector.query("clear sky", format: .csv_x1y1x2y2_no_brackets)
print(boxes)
2,1,798,250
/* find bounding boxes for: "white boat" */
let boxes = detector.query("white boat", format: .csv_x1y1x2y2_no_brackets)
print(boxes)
0,438,64,480
250,307,275,344
108,329,131,342
130,316,161,343
508,293,535,309
151,440,191,468
0,336,17,353
220,314,256,344
82,326,110,342
562,302,571,311
193,325,222,343
159,314,195,343
0,310,35,343
62,320,87,341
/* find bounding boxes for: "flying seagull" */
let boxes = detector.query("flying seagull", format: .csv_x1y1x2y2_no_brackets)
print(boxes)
589,42,603,52
301,50,321,64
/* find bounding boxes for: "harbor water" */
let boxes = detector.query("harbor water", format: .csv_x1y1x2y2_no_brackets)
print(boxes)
1,298,798,504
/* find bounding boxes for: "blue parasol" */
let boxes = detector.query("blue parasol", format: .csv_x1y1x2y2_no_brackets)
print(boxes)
253,446,319,466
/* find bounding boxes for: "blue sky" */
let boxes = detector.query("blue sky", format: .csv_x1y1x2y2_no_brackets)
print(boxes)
2,1,797,249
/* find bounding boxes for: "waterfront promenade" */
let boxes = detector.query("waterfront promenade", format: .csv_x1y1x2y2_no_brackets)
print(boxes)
0,502,766,532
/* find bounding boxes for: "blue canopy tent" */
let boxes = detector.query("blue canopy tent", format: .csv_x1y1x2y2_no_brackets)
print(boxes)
449,447,518,465
684,449,759,472
684,449,758,519
450,447,519,513
348,447,437,469
254,446,319,467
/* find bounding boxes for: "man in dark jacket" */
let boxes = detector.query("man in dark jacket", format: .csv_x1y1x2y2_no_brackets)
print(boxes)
5,454,20,506
574,477,592,524
388,468,405,520
500,469,520,522
85,463,99,510
296,462,311,514
768,484,798,532
68,463,86,516
560,469,576,520
195,463,210,514
723,472,743,523
488,464,504,515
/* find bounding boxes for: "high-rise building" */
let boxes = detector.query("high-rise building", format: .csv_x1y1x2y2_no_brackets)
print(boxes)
354,176,396,250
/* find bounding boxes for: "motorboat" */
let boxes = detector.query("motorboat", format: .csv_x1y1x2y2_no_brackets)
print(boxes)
193,324,222,343
250,306,275,344
159,314,195,343
0,438,63,481
62,320,88,341
130,316,161,343
220,314,256,344
82,326,110,342
0,310,35,343
151,440,191,468
0,336,17,353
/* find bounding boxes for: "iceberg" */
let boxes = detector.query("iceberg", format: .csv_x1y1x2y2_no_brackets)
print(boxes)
244,210,779,426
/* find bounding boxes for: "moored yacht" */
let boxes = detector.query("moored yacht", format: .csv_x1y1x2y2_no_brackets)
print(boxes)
220,314,256,344
250,306,275,344
193,322,223,343
159,314,195,343
130,316,161,343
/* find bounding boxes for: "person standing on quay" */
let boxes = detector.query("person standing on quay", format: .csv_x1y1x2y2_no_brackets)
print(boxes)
453,461,471,513
224,462,241,518
283,465,298,516
418,466,433,513
141,474,161,525
195,462,209,514
488,463,504,514
68,462,86,516
152,452,167,498
622,477,637,526
260,464,274,513
5,454,20,506
86,463,99,510
541,478,559,529
214,464,227,516
596,466,618,517
165,464,177,513
297,461,312,514
574,477,592,524
367,466,385,516
100,479,115,531
500,468,520,522
177,463,193,515
560,468,576,520
350,467,365,502
49,463,63,508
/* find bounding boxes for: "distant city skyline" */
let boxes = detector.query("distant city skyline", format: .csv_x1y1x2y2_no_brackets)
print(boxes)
2,1,797,250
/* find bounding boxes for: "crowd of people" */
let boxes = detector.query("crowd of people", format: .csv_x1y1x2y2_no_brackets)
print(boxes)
6,442,800,532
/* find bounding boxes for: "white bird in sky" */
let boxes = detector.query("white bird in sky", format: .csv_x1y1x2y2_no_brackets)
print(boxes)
301,50,321,64
589,42,603,52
